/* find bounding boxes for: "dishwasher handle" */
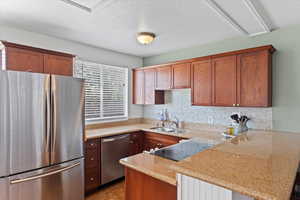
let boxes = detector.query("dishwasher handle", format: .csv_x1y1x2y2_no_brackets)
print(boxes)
102,134,130,143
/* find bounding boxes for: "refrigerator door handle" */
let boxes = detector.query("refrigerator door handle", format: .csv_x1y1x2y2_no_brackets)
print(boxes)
10,162,81,185
45,76,51,154
50,88,57,162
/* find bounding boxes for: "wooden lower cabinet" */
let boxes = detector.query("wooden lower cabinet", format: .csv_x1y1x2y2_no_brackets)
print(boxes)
129,132,144,155
85,139,101,192
84,132,182,194
125,167,177,200
143,132,182,151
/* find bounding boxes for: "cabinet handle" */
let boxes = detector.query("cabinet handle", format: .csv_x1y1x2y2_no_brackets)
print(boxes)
90,143,94,146
90,157,94,161
233,104,236,107
90,178,94,181
237,104,240,107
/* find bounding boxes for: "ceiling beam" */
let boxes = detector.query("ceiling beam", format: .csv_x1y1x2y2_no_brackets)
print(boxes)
60,0,92,12
203,0,249,35
242,0,271,34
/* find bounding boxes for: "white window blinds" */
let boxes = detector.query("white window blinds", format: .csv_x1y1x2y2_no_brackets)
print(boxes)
74,60,128,121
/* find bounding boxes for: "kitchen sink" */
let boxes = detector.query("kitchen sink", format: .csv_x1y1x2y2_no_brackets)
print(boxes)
150,127,185,134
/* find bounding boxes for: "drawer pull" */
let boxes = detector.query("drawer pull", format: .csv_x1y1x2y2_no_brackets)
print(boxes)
90,158,94,161
90,178,94,181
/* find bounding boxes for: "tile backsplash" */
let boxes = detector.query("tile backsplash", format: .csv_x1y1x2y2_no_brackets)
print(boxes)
143,89,273,130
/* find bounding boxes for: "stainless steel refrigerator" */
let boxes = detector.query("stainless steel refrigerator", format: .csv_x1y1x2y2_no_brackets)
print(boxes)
0,70,85,200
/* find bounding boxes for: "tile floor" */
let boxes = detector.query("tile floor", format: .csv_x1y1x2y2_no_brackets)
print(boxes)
85,180,125,200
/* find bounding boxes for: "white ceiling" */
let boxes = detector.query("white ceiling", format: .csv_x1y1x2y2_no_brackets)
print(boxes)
0,0,300,57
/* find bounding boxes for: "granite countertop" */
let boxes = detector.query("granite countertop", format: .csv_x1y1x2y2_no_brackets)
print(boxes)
85,123,224,142
85,124,300,200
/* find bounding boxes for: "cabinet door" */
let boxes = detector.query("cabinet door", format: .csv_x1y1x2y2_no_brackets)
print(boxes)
212,56,237,106
44,54,73,76
156,66,172,90
144,68,156,104
192,59,212,106
237,50,272,107
6,47,44,73
129,132,144,155
172,63,191,89
133,69,145,104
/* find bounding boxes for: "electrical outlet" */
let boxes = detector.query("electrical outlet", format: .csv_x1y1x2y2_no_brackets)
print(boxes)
208,116,214,125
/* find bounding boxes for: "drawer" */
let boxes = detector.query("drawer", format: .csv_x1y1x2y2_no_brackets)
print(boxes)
85,168,100,191
85,149,99,169
86,139,99,150
144,132,182,145
130,132,143,140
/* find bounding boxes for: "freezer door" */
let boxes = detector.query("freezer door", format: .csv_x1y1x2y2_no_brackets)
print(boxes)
0,71,51,176
8,158,84,200
51,75,84,164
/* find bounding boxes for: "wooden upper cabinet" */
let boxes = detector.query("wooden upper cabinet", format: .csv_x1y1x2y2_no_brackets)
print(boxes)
212,55,237,107
133,69,145,104
156,66,172,90
144,68,155,104
132,45,274,107
172,63,191,89
6,47,44,73
237,50,272,107
1,41,74,76
191,59,212,106
44,54,73,76
144,68,164,105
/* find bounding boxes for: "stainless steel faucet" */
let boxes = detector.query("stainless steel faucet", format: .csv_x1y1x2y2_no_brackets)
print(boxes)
170,116,180,129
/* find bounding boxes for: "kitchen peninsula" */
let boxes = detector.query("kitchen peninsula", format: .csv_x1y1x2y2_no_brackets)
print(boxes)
85,122,300,200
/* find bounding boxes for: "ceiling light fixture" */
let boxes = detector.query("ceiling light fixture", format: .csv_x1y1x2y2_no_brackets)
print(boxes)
137,32,156,45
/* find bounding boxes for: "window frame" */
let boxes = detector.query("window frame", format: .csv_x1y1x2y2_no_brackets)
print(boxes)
74,59,129,123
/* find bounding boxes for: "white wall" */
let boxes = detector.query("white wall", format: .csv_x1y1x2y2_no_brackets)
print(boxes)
0,25,144,119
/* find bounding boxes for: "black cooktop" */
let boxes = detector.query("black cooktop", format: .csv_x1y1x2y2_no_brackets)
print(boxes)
152,140,213,161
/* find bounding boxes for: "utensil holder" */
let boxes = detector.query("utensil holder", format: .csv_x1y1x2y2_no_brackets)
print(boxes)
233,122,248,135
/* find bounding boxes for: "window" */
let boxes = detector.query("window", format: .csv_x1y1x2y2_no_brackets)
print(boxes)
74,60,128,122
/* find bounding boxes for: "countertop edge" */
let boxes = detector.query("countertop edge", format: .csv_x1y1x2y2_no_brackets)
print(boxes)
120,157,177,186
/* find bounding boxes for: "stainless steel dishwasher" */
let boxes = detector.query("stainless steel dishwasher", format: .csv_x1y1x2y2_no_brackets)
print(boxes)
101,134,131,185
